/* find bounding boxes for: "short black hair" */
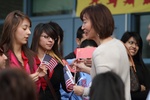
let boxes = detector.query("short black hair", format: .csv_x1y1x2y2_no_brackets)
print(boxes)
80,39,97,48
76,26,84,40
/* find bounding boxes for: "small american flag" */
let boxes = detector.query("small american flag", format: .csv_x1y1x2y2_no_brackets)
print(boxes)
41,54,58,72
63,65,75,91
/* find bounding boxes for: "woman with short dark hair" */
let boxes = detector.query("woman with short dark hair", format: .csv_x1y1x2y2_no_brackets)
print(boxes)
73,4,130,100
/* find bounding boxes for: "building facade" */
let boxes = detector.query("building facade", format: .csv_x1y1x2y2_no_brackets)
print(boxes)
0,0,150,65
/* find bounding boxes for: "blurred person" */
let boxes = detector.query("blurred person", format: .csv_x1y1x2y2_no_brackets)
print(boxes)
31,23,69,100
146,24,150,45
0,68,37,100
73,4,130,100
146,24,150,100
62,39,97,100
0,47,7,69
121,31,150,100
90,72,125,100
74,39,97,100
0,10,43,92
64,26,87,59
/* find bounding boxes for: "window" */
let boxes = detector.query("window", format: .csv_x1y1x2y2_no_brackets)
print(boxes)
0,0,23,20
31,0,73,16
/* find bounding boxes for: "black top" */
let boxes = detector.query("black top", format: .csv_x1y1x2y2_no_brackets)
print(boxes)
38,63,68,100
64,51,76,60
131,62,150,100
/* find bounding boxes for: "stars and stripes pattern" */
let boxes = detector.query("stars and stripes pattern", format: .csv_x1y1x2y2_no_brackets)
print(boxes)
41,54,58,72
63,65,75,91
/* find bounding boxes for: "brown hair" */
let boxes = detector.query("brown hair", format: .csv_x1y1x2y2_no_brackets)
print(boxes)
31,23,62,59
0,68,37,100
80,4,114,39
0,10,35,71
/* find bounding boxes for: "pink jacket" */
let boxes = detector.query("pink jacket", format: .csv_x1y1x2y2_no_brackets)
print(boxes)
8,50,41,92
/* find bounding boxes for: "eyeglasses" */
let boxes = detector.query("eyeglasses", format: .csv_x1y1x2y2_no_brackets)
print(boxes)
41,35,56,41
128,41,138,46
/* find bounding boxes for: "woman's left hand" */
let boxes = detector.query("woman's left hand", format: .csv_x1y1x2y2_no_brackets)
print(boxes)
30,72,39,82
36,64,48,77
141,85,146,91
73,85,84,96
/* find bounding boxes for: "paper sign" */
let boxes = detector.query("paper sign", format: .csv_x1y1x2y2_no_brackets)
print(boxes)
76,47,96,59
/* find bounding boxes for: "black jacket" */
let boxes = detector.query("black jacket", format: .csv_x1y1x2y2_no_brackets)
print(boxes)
39,63,69,100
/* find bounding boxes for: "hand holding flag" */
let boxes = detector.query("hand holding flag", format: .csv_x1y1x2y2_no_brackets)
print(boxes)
63,64,75,91
36,64,47,77
40,54,58,73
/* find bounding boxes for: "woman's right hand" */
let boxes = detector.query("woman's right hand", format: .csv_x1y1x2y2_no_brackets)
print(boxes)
73,59,91,74
30,72,39,82
73,59,86,72
141,85,146,91
36,64,47,77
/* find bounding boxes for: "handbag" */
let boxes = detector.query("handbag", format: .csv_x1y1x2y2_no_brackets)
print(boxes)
124,44,140,92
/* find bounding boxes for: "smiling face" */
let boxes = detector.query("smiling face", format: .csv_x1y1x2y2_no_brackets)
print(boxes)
13,18,31,46
125,37,139,56
81,14,98,40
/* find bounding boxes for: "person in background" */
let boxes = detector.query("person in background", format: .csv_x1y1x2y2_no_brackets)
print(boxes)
0,47,7,70
145,24,150,100
121,31,150,100
31,23,69,100
60,39,97,100
0,10,42,92
146,24,150,45
75,39,97,100
90,72,125,100
73,4,130,100
0,68,37,100
64,26,87,59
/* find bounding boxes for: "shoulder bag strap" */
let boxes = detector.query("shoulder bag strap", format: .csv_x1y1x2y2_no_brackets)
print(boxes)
44,75,58,100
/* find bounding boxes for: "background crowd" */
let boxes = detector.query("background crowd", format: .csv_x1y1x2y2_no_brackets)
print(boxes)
0,3,150,100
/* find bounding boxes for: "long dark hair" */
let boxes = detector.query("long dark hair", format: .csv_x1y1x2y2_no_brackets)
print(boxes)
121,31,143,62
0,68,37,100
48,21,64,56
121,31,150,89
31,23,61,59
